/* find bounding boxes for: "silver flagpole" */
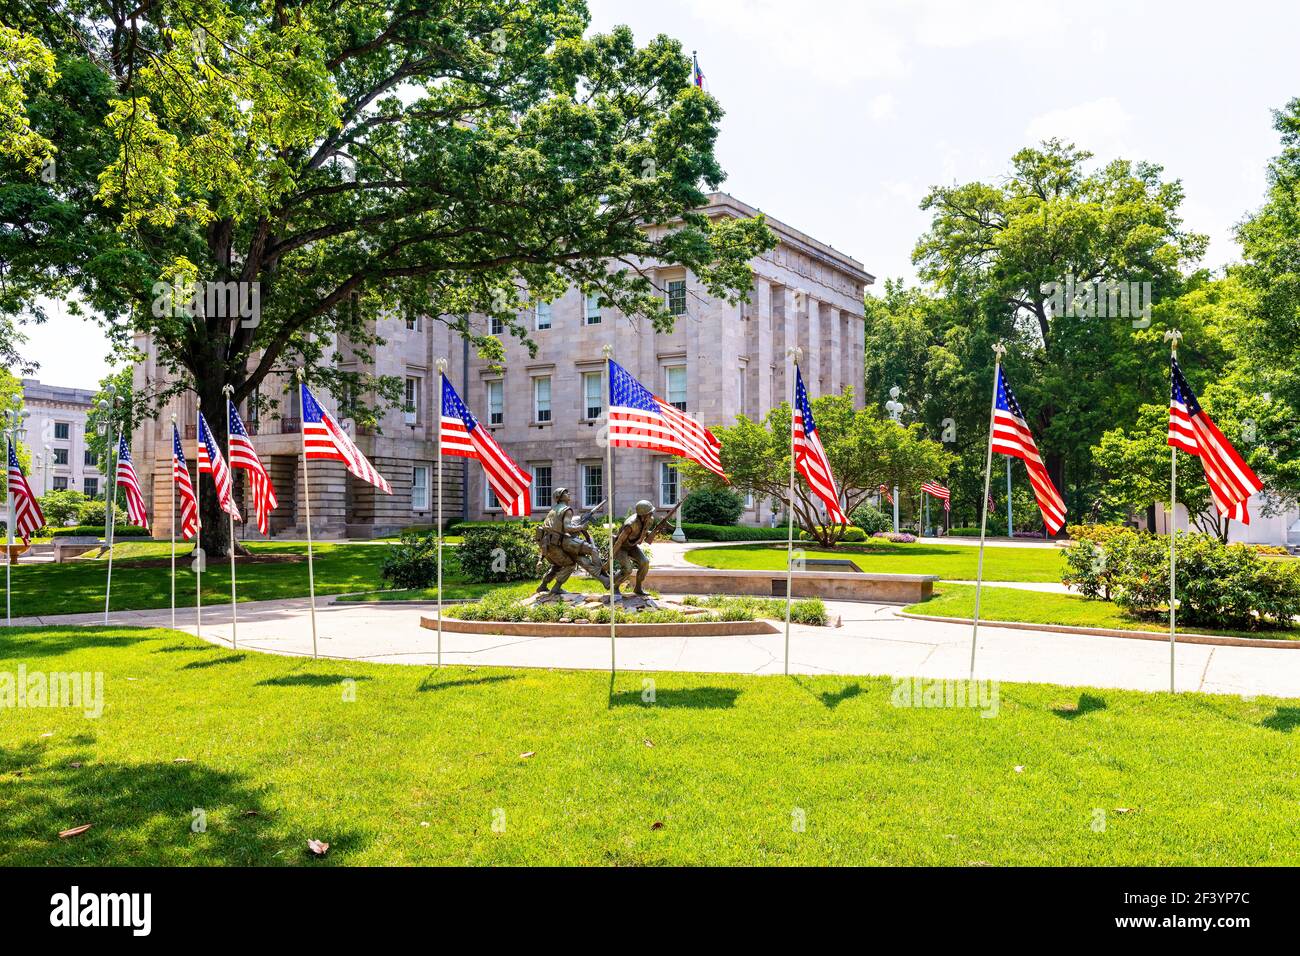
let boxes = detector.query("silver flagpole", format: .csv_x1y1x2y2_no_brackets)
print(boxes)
195,396,203,640
170,414,177,630
222,387,238,650
435,357,447,667
1165,328,1183,692
297,370,319,659
602,344,616,675
784,346,802,675
970,342,1006,679
5,416,16,627
103,398,119,626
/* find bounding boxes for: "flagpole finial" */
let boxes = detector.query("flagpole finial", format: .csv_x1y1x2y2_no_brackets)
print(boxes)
992,341,1007,359
170,412,176,423
1164,328,1183,352
435,357,448,376
787,345,802,364
221,383,233,398
602,343,613,359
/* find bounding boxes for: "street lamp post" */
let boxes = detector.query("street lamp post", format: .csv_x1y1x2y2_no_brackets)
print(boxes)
4,408,29,625
885,386,905,532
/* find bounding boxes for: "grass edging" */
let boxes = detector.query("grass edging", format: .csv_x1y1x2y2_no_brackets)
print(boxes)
420,613,780,638
897,609,1300,649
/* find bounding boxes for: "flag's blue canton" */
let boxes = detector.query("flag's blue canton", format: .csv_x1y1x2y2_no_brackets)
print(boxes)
173,427,187,464
1171,356,1202,415
117,435,132,462
8,442,20,469
301,384,325,423
229,407,248,436
795,368,817,433
442,376,478,431
994,367,1025,420
197,414,217,455
610,360,659,412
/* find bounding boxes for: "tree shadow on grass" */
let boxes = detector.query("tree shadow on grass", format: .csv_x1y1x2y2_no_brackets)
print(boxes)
791,676,864,710
255,673,373,688
417,674,517,693
1053,693,1107,720
0,752,365,866
154,642,219,654
0,631,154,661
609,687,741,709
182,653,247,670
1261,707,1300,732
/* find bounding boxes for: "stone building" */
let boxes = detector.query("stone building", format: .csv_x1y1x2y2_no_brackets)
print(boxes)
20,380,104,498
132,193,872,538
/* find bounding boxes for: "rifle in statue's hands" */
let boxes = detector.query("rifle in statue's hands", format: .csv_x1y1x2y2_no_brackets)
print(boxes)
574,499,607,528
648,497,685,540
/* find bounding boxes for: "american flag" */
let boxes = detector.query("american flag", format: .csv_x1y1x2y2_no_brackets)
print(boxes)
990,367,1066,533
228,400,278,534
300,383,392,494
171,423,199,539
793,366,847,525
115,435,149,530
921,480,951,512
608,359,726,480
6,441,44,544
693,52,706,89
440,376,531,517
1169,355,1262,523
878,484,892,505
197,411,241,521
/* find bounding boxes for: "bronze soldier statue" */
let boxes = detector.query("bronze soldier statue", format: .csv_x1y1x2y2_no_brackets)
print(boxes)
535,487,609,595
609,499,680,597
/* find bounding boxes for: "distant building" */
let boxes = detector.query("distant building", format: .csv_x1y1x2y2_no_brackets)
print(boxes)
131,192,874,538
20,380,104,497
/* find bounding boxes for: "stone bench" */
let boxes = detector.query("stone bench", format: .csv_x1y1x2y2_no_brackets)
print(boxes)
644,567,937,604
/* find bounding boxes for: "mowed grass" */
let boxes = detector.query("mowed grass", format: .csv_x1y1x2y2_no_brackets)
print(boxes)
908,584,1300,642
8,542,393,617
685,541,1065,582
2,626,1298,865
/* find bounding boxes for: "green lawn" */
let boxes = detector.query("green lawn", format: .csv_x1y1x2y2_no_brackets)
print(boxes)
1,625,1297,865
7,542,392,617
685,541,1065,582
907,584,1300,642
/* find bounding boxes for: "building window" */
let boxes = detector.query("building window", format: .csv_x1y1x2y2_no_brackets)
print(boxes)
52,476,68,491
404,376,421,424
486,380,504,426
531,464,552,509
54,422,70,440
490,315,505,336
584,291,601,325
534,301,552,331
485,482,501,511
52,448,68,465
582,371,603,420
744,489,755,509
534,376,552,423
83,477,99,497
738,365,747,416
660,462,679,506
666,279,687,317
581,463,603,508
411,466,430,511
84,449,96,467
406,314,421,331
665,365,687,411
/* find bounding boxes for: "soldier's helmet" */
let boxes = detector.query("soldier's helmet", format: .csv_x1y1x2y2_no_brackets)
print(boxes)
634,500,654,517
553,487,570,503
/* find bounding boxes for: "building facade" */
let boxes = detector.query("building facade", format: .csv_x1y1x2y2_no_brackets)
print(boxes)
20,380,104,498
133,193,873,538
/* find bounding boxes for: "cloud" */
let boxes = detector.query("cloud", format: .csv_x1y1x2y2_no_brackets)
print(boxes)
910,0,1070,48
1024,97,1134,156
867,93,897,121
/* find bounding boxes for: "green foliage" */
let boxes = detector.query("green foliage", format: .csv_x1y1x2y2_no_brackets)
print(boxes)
50,524,148,538
682,594,829,626
38,489,86,527
457,524,538,584
380,530,442,590
449,591,830,627
678,523,788,542
801,525,866,543
681,487,744,526
849,503,891,535
1066,523,1134,544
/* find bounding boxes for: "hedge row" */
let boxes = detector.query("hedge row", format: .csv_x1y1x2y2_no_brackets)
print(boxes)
50,525,151,538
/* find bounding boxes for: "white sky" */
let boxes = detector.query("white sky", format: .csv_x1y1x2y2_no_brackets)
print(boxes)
16,0,1298,387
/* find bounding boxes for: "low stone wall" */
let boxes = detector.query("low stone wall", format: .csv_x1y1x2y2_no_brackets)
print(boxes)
420,614,779,638
644,567,937,604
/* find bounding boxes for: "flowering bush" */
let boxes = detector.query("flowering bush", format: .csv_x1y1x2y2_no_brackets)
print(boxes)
872,531,917,543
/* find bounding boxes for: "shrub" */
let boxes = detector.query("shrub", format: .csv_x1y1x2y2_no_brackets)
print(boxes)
457,523,538,583
681,488,745,526
39,490,87,527
1066,523,1133,544
849,503,892,536
947,526,982,537
77,499,131,527
679,523,789,542
50,524,150,538
800,525,866,543
380,530,440,589
683,594,829,627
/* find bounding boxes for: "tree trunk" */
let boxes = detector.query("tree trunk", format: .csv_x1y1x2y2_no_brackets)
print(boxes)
194,373,246,559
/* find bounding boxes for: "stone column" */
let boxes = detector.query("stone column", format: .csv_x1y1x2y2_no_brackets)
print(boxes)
755,278,773,415
805,297,822,395
826,305,842,396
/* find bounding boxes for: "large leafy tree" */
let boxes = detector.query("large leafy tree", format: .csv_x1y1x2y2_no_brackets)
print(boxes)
912,140,1207,503
679,391,953,546
0,1,773,553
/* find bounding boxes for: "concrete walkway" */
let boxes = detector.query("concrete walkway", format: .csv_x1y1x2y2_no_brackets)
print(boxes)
19,593,1299,698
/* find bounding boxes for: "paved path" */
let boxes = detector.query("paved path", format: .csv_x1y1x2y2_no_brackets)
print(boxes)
16,593,1299,698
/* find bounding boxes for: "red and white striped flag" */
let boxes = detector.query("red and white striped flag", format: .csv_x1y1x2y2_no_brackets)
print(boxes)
991,366,1066,533
6,441,44,544
300,383,392,494
608,359,727,480
197,411,241,521
115,435,149,530
171,423,199,539
921,480,951,512
878,484,893,505
228,401,278,534
793,365,847,524
1169,355,1262,523
440,375,531,516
